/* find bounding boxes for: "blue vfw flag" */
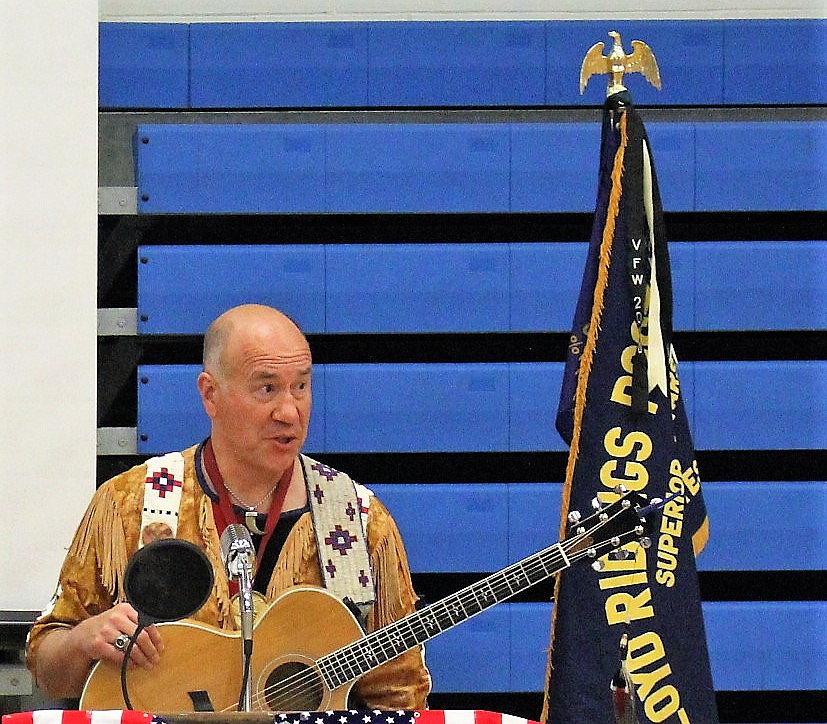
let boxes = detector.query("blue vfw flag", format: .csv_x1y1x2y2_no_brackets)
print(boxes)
541,92,719,723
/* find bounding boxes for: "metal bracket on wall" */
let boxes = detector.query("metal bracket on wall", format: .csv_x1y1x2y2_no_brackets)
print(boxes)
98,307,137,336
98,186,137,215
0,665,32,696
97,426,138,456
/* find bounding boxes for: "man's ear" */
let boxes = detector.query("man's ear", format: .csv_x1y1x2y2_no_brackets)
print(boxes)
197,371,218,419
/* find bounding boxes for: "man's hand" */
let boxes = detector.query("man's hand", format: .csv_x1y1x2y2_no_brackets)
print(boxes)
31,602,165,699
70,602,164,669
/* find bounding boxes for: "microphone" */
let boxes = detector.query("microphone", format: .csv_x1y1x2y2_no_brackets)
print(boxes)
219,524,256,645
219,524,257,712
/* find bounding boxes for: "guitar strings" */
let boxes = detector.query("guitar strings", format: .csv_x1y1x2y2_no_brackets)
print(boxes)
241,509,629,712
219,502,635,713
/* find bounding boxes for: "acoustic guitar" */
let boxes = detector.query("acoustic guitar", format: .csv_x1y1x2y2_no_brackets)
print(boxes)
80,489,654,713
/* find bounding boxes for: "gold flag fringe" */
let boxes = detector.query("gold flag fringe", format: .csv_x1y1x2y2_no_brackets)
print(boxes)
541,109,629,723
692,514,710,556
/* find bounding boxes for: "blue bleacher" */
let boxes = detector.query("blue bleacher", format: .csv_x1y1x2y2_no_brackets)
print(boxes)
367,21,546,107
423,600,827,692
137,242,827,335
373,480,827,692
190,23,370,108
133,120,826,214
99,19,827,108
99,23,190,108
370,481,827,574
136,360,827,455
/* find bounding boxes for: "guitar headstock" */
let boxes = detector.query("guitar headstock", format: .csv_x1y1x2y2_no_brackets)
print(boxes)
562,487,659,568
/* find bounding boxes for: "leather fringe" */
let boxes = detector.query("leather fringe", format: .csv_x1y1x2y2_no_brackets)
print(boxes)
266,513,319,597
366,511,413,632
198,493,233,629
67,486,128,602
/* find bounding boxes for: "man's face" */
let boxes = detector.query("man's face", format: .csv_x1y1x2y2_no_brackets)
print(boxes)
200,317,312,481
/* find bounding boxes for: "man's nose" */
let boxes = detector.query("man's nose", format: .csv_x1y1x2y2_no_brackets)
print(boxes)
271,391,300,422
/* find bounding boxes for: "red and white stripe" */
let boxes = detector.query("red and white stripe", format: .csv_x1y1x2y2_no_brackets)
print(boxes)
416,710,540,724
2,711,153,724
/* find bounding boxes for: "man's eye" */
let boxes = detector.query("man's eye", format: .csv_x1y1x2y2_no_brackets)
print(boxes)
261,384,275,394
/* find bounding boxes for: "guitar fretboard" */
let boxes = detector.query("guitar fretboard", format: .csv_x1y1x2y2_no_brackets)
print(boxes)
317,540,573,690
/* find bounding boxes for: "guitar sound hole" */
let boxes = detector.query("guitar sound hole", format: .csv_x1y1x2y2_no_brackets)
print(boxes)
264,661,324,712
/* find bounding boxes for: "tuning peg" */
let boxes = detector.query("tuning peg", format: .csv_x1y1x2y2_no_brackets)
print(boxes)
599,512,609,522
576,526,586,535
614,484,628,495
568,510,582,524
591,559,605,571
613,548,631,560
610,536,621,547
640,537,652,549
635,525,645,535
586,547,597,558
591,497,602,510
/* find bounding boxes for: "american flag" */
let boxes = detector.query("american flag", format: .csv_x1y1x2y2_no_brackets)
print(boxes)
4,711,539,724
1,713,156,724
275,712,539,724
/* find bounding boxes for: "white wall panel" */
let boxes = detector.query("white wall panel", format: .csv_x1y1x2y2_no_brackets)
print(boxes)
0,3,98,612
100,0,825,21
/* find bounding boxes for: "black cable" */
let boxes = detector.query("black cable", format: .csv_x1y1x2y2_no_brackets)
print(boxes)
119,623,145,710
237,638,254,711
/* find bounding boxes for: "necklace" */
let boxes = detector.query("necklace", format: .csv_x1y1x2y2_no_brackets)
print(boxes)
222,479,280,512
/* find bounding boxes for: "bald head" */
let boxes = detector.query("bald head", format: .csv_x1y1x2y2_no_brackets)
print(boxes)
203,304,309,380
198,304,313,483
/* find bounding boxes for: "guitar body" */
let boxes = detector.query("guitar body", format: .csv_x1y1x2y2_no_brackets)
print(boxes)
80,587,365,713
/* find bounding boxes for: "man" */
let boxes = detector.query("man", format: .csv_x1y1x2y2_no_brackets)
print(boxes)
26,304,431,710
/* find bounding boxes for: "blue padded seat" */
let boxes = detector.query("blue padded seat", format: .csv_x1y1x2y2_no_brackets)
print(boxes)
703,601,827,691
695,122,827,212
137,241,826,335
692,241,827,331
326,124,511,213
372,481,827,574
138,242,589,334
326,244,510,333
134,121,825,214
367,21,546,107
423,601,827,692
137,361,825,454
101,20,826,108
693,360,827,450
137,245,326,335
190,22,369,108
135,124,327,214
321,362,565,453
723,20,827,105
99,23,189,108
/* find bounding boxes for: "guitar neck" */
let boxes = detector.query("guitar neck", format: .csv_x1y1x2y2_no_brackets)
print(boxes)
317,540,575,690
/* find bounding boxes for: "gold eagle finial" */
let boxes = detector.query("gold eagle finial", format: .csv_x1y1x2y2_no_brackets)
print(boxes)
580,31,662,96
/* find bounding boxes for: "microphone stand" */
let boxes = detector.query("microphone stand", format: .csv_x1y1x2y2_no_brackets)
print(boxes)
231,547,255,712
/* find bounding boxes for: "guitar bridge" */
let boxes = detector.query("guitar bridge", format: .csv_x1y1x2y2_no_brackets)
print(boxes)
187,690,215,711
